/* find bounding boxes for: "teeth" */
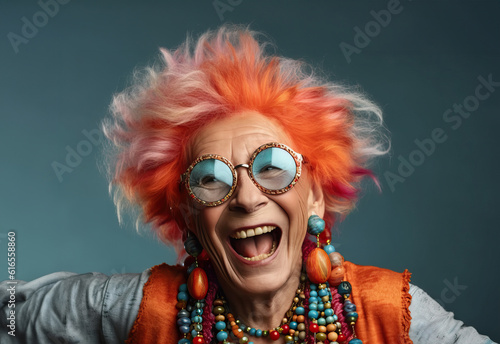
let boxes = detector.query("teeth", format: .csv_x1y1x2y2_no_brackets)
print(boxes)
230,225,276,239
243,240,277,261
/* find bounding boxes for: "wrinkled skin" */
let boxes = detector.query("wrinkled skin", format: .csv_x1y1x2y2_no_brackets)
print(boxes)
183,112,325,333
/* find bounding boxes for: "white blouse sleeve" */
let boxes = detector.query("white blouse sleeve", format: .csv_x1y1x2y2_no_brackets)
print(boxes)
0,270,150,344
408,283,496,344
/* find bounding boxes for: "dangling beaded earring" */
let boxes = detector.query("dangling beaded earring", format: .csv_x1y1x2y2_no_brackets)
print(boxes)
177,233,209,344
306,214,331,284
306,214,363,344
184,233,208,300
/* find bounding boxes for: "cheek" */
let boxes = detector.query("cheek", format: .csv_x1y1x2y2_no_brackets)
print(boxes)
281,180,312,240
193,206,225,249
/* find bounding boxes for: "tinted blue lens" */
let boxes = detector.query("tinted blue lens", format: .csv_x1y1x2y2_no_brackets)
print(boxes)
252,147,296,190
189,159,233,202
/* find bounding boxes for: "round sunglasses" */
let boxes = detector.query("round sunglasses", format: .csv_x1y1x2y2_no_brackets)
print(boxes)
181,142,304,206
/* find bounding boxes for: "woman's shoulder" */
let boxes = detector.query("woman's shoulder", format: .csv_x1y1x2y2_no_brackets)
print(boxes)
0,267,154,343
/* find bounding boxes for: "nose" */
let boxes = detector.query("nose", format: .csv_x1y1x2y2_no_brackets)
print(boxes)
228,166,268,213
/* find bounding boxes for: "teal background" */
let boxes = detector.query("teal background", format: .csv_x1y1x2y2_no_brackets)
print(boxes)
1,0,499,341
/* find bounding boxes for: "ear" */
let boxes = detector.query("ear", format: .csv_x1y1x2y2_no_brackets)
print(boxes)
307,179,325,218
177,197,200,236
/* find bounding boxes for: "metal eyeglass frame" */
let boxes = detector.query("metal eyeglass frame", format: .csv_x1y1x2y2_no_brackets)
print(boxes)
180,142,304,206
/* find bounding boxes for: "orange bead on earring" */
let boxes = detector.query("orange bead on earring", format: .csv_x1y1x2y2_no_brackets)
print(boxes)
188,267,208,300
184,234,208,300
307,247,332,283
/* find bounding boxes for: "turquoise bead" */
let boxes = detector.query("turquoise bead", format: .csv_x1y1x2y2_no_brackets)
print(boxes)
318,303,325,311
310,284,317,290
256,329,262,337
326,316,334,323
323,244,335,254
309,303,318,310
308,310,319,319
215,321,226,330
309,296,318,303
178,339,190,344
349,338,363,344
346,311,359,319
289,321,298,329
179,284,188,292
239,324,246,330
191,309,203,317
249,328,256,335
295,306,305,315
217,331,228,341
318,289,328,297
177,291,188,301
324,309,333,316
338,281,352,295
192,316,202,323
317,318,326,326
310,290,318,297
307,215,325,235
333,314,338,321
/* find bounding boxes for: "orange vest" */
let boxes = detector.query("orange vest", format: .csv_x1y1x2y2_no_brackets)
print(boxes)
126,262,412,344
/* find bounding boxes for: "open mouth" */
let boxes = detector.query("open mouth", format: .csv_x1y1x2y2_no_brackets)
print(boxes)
229,225,282,261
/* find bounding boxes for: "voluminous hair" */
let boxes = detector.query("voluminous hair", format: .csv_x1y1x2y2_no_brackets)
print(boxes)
102,25,389,255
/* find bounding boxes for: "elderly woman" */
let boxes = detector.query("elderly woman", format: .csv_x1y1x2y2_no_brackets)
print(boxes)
0,26,495,344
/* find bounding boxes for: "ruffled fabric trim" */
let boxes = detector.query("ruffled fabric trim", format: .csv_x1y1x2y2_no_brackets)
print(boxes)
401,269,413,344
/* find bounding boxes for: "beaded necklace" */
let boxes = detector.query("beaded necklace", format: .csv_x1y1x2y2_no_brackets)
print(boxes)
176,238,363,344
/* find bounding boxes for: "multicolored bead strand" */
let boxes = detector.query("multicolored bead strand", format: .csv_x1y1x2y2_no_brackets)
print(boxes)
177,283,192,344
178,235,362,344
176,282,206,344
338,281,363,344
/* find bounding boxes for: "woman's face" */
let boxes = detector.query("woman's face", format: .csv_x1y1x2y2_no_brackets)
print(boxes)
185,112,324,296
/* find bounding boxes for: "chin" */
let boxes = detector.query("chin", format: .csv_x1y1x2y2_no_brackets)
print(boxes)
220,229,302,295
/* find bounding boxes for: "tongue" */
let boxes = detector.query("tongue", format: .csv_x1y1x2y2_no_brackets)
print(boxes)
231,233,274,258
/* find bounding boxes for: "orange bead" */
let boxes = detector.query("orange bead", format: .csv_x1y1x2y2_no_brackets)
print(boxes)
318,326,327,333
326,324,336,332
306,248,332,283
327,265,345,286
187,267,208,300
327,332,338,342
297,315,305,323
328,252,344,267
